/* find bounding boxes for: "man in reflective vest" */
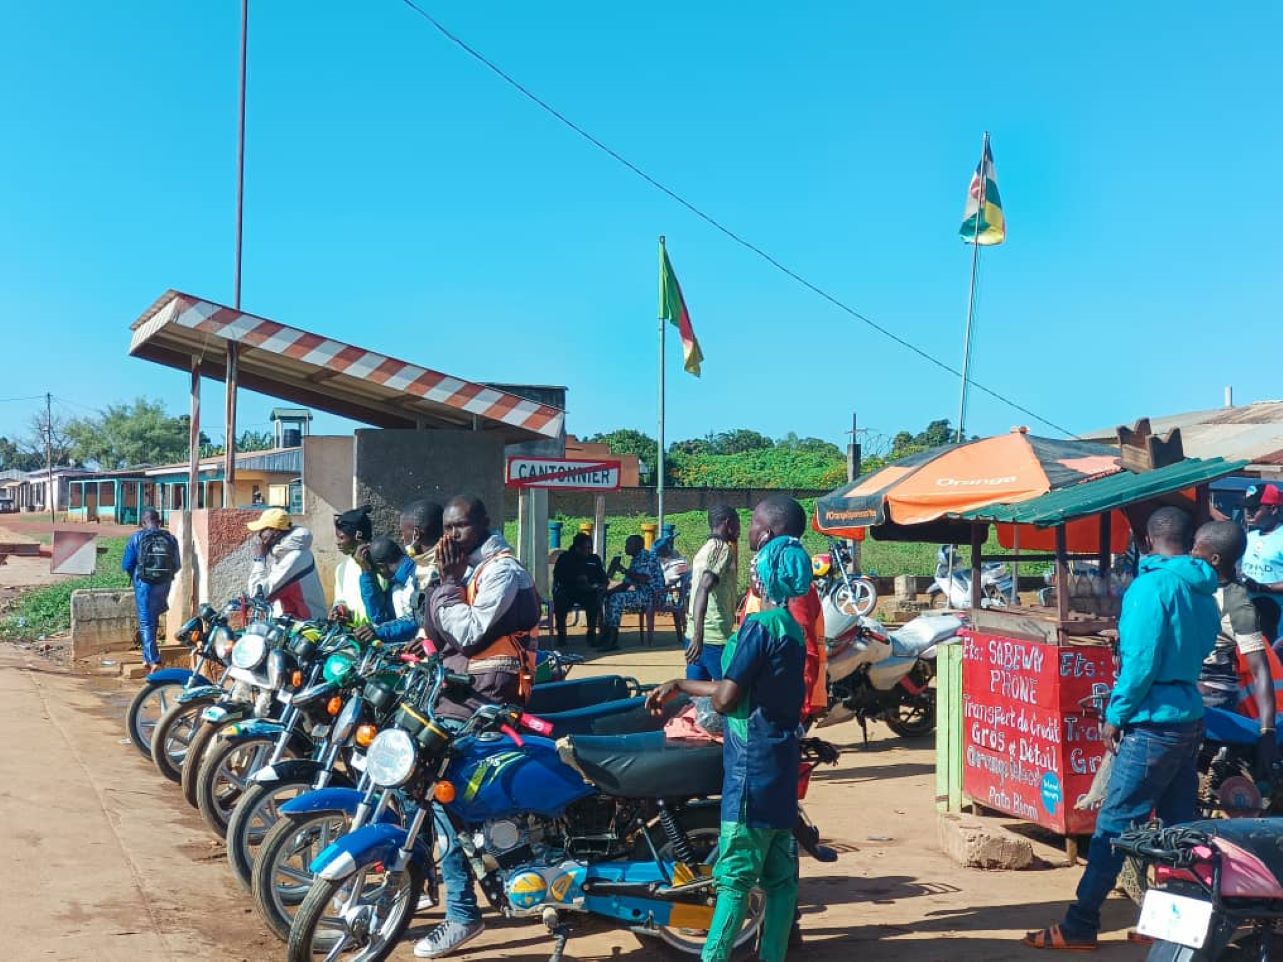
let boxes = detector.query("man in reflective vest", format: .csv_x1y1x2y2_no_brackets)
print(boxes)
415,494,540,959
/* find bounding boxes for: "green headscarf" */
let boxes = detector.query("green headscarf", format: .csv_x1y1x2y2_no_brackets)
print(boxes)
753,535,813,604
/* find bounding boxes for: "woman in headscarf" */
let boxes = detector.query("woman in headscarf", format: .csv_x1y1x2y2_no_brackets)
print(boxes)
646,497,812,962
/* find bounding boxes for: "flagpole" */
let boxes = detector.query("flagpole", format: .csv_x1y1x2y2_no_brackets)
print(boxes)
956,131,989,444
657,235,667,534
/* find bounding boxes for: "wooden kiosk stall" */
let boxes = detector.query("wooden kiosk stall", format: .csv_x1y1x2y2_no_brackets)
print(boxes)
814,426,1245,857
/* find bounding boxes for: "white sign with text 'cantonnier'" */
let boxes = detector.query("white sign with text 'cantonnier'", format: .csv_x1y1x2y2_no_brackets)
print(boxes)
505,457,622,491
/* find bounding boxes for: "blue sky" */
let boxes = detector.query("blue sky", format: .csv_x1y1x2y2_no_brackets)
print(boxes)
2,1,1281,456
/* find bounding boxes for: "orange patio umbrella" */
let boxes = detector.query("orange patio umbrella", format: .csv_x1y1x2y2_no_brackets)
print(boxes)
814,430,1122,536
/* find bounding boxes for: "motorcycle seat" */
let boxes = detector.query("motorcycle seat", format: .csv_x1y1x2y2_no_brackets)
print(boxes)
889,615,963,658
526,675,634,715
1203,706,1283,746
560,731,724,799
542,696,663,737
1184,818,1283,897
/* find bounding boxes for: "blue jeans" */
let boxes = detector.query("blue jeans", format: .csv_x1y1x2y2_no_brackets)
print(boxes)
133,579,169,665
685,641,725,682
434,805,481,924
1062,719,1203,937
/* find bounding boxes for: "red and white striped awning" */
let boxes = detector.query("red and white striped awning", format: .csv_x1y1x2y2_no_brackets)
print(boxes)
129,291,564,441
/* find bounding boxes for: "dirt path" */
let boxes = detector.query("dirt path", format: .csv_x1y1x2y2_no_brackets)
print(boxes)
0,638,1147,961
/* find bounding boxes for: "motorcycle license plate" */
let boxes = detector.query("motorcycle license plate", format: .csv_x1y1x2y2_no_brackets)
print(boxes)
277,691,293,704
350,753,366,772
202,706,229,723
1136,889,1213,949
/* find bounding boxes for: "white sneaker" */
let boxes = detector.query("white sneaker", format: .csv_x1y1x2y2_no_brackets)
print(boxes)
413,920,485,958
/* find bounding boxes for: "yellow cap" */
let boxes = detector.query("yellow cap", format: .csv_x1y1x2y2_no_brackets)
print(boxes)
247,507,291,532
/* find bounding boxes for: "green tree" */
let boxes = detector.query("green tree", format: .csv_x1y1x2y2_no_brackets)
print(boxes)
0,436,41,471
66,398,190,469
777,432,842,457
585,429,659,481
890,418,958,459
710,429,773,455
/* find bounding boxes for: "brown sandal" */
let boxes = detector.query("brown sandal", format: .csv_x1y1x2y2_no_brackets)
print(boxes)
1022,925,1098,951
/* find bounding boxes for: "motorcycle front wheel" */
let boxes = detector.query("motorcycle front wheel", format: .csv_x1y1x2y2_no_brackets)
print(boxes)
181,718,227,807
127,680,184,757
151,697,213,783
198,734,293,837
254,811,354,941
226,777,312,889
286,860,424,962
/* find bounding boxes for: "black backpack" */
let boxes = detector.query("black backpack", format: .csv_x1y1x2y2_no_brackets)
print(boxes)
137,529,177,584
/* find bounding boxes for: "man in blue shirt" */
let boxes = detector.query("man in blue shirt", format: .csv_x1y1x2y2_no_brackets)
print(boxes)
647,498,811,962
121,508,181,672
354,537,419,645
1241,483,1283,646
1026,506,1219,951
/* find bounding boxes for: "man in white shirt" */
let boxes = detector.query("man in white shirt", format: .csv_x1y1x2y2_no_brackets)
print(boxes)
332,505,374,622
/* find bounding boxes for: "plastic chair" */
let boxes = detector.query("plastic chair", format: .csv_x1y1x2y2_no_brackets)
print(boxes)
645,571,691,646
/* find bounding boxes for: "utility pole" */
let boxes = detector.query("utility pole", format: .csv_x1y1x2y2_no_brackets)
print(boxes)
45,392,54,527
846,411,861,569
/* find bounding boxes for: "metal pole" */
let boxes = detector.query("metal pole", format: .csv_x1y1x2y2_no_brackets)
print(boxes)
657,235,667,533
45,392,54,527
225,0,249,494
187,357,201,613
956,132,988,443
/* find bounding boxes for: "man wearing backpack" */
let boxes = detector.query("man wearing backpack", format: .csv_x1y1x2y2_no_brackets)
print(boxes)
122,508,181,672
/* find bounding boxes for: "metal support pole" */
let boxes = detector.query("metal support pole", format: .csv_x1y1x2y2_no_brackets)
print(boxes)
969,524,984,610
657,236,667,534
225,0,249,494
847,410,861,569
44,392,54,526
593,493,607,559
956,132,989,443
187,357,202,614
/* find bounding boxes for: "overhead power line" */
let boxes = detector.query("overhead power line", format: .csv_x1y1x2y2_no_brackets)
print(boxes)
394,0,1077,439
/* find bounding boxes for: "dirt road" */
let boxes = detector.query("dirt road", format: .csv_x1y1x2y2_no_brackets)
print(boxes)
0,641,1146,961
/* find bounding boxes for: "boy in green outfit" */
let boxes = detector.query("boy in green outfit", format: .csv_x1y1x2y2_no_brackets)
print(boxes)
647,496,811,962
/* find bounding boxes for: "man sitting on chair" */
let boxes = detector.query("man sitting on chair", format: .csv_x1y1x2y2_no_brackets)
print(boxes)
598,534,664,651
552,532,608,647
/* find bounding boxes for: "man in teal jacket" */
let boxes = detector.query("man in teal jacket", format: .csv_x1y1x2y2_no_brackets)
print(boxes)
1026,506,1219,951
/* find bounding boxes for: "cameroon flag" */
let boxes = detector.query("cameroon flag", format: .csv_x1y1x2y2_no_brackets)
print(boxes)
959,137,1006,246
659,242,703,376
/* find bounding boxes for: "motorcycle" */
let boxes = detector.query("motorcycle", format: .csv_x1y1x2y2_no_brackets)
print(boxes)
194,612,361,835
816,606,961,742
125,600,236,756
1115,819,1283,961
288,659,837,962
811,538,879,618
927,544,1014,609
250,669,675,941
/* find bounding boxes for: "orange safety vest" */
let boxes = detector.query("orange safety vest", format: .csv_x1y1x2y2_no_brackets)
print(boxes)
465,552,539,701
740,588,828,717
1234,644,1283,719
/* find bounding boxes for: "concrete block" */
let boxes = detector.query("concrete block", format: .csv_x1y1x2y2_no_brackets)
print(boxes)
937,812,1034,870
895,575,933,601
70,589,137,661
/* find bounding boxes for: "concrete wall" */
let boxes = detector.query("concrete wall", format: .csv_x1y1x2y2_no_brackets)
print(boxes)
301,435,356,603
503,486,831,520
354,429,505,541
70,589,137,660
167,509,262,620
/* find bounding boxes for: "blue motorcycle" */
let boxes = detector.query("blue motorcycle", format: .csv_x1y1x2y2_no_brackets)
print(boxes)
286,661,746,962
251,671,663,943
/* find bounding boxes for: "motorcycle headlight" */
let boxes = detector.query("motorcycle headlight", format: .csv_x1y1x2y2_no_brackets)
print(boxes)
365,728,417,788
211,626,234,662
231,632,267,670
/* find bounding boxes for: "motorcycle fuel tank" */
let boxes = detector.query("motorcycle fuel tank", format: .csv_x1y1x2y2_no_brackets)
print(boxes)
445,732,594,822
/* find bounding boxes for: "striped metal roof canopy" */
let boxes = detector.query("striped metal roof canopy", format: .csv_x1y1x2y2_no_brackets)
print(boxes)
129,290,565,441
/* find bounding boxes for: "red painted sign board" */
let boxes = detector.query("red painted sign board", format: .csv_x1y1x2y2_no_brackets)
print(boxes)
961,629,1117,835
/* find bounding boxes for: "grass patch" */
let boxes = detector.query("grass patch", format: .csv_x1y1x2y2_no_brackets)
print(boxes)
505,502,1048,592
0,537,130,640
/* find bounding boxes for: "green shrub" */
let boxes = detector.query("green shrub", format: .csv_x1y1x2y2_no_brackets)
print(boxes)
0,537,130,640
